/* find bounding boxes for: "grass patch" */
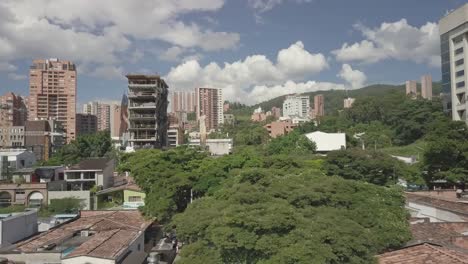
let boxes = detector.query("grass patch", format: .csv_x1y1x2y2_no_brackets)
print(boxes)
381,140,427,158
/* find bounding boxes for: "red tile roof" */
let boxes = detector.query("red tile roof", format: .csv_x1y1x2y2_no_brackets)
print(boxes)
378,243,468,264
410,222,468,249
15,210,153,260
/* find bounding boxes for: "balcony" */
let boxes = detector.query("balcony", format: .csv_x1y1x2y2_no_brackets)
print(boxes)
128,92,155,98
129,124,156,130
128,84,157,89
129,137,157,141
129,102,156,109
456,102,466,111
128,114,156,120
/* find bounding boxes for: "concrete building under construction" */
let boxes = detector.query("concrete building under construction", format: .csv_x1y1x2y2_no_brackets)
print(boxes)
127,74,168,149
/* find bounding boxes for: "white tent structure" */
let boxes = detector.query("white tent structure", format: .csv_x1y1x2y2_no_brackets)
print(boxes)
305,131,346,152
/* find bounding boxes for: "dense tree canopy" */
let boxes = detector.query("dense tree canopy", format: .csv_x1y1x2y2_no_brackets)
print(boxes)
172,172,410,264
43,131,112,166
324,149,414,186
422,120,468,185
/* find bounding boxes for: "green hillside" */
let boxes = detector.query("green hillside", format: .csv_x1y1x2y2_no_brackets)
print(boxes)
253,82,442,115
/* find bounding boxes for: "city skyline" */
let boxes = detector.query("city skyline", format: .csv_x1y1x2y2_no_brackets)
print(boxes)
0,0,465,106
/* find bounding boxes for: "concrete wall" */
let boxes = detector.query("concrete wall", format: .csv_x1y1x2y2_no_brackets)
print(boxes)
62,256,115,264
48,191,91,210
119,232,147,264
0,252,61,264
407,202,466,222
0,210,38,246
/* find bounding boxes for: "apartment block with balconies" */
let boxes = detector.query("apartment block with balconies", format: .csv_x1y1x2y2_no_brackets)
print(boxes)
127,74,168,149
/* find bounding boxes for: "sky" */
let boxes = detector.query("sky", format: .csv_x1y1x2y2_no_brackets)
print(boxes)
0,0,466,106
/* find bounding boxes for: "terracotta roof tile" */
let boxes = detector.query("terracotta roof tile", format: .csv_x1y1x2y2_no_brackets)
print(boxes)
378,243,468,264
15,210,153,260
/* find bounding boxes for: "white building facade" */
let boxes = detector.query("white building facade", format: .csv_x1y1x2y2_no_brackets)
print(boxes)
282,95,310,118
440,3,468,123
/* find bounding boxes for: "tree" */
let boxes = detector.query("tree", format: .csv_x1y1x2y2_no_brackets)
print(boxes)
324,149,411,186
172,173,410,264
422,120,468,185
43,131,112,166
265,132,316,155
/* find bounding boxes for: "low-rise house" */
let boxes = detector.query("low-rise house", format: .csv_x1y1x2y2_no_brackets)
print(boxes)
189,138,233,155
96,179,145,210
304,131,346,152
0,210,156,264
0,149,36,180
167,125,184,148
64,158,115,191
406,192,468,222
0,210,38,248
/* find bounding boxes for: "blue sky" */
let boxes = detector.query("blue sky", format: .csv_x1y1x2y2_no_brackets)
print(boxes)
0,0,466,105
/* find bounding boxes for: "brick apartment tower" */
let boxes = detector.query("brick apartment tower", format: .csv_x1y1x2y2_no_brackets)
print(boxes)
83,101,111,131
171,91,196,113
28,59,77,143
127,74,168,149
0,92,27,127
314,94,325,118
421,75,433,100
195,88,224,131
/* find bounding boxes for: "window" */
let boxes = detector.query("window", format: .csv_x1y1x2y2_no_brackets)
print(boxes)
457,81,465,88
456,59,464,66
137,244,141,251
456,47,464,55
15,190,25,195
457,70,465,77
128,196,142,202
454,35,464,43
83,172,95,180
66,172,81,180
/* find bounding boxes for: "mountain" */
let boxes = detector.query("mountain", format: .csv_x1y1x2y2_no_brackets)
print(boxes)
253,82,442,115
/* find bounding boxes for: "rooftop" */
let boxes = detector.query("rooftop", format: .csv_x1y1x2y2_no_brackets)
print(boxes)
14,210,153,260
66,158,113,171
378,243,468,264
406,192,468,218
410,221,468,249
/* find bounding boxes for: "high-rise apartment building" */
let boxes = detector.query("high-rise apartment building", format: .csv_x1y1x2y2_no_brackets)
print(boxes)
0,92,27,127
127,74,168,149
171,91,196,113
195,88,224,131
282,95,310,118
440,4,468,122
421,75,433,100
28,58,77,143
314,94,325,118
82,101,111,131
405,80,417,96
75,113,98,136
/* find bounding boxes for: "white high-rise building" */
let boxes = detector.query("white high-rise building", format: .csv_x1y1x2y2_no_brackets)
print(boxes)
440,3,468,123
282,95,310,118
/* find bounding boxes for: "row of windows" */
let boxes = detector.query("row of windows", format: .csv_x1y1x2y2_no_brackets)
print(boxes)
455,47,464,55
457,70,465,77
456,58,464,66
457,81,465,88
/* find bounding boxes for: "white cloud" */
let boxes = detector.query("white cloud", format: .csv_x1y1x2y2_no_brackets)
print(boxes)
333,19,440,66
277,41,328,77
7,73,27,80
166,41,339,104
90,65,125,80
0,0,239,76
160,46,186,62
250,81,345,103
337,64,366,89
248,0,312,13
0,62,16,72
